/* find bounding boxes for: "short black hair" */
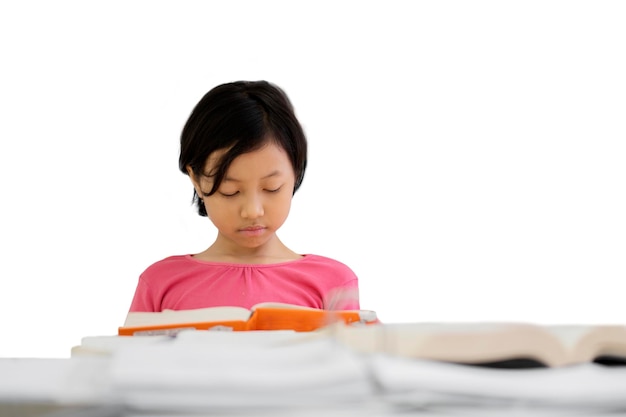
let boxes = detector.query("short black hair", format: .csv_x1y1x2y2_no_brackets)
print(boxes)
179,80,308,217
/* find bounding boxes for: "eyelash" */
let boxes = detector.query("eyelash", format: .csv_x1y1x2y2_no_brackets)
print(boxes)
217,187,282,198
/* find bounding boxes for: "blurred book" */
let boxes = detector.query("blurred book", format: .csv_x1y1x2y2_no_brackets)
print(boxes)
323,321,626,368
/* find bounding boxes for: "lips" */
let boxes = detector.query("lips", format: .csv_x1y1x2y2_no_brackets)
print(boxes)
239,226,267,237
240,226,265,232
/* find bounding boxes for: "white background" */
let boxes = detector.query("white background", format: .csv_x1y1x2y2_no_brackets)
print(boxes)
1,1,624,358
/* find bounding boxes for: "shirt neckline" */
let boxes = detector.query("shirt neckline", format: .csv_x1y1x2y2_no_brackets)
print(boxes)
183,253,312,267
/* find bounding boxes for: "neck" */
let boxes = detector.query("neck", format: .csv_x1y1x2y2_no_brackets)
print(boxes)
199,233,301,264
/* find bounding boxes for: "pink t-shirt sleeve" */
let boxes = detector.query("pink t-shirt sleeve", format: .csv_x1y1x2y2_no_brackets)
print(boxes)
128,277,156,312
322,277,360,310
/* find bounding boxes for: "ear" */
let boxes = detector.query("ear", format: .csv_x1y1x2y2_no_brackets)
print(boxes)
186,165,203,196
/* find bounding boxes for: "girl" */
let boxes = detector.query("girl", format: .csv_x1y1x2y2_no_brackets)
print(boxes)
128,80,360,312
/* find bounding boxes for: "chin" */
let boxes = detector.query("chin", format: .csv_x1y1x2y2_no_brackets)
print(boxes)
236,238,270,249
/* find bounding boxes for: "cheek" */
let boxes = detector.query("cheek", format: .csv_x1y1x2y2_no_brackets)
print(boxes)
204,201,228,224
273,195,293,218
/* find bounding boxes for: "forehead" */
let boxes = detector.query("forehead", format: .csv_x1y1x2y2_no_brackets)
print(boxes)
203,142,292,177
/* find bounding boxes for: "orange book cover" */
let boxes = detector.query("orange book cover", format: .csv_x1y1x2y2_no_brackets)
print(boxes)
251,307,373,332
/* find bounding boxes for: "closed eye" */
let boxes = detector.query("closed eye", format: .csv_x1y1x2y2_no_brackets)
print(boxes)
265,186,282,193
218,191,239,197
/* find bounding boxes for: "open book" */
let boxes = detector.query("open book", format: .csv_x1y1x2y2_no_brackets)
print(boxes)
119,302,379,336
323,321,626,368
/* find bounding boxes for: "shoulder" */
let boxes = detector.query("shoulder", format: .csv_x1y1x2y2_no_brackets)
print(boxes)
143,254,191,268
298,254,358,279
140,255,195,279
302,254,352,268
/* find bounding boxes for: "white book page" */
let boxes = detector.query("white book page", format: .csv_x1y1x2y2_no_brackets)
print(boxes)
123,306,251,327
250,302,321,311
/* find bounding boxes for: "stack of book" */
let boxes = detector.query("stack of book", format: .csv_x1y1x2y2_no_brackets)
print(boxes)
65,304,626,415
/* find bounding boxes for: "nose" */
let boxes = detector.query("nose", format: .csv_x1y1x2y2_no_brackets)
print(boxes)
240,194,264,219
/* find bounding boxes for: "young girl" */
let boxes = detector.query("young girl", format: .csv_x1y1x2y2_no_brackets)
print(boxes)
128,80,360,312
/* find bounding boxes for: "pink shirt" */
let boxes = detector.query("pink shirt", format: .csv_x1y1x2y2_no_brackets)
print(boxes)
128,254,360,312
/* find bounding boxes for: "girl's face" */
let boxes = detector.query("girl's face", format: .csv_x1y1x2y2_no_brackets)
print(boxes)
190,141,295,252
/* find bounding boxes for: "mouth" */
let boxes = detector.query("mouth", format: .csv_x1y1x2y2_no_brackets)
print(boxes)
239,226,267,237
240,225,265,231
